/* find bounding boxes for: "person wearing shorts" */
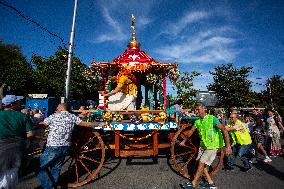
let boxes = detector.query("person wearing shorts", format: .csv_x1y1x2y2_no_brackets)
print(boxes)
196,147,218,166
181,104,231,189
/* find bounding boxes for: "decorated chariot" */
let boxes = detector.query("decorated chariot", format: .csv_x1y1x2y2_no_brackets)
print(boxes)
60,15,224,188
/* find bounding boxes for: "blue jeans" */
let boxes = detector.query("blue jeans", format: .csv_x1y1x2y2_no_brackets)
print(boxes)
37,146,70,189
227,144,251,169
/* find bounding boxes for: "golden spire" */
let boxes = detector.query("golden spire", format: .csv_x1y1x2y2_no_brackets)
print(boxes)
128,14,140,49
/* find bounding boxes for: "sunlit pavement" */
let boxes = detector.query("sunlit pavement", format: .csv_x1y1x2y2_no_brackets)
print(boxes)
17,140,284,189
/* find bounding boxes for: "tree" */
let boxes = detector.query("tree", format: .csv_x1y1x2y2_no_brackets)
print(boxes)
171,71,200,109
246,91,268,108
265,75,284,113
32,47,101,100
208,63,252,110
0,42,34,95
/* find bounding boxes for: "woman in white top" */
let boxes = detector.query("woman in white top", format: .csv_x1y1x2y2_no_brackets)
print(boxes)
267,110,282,156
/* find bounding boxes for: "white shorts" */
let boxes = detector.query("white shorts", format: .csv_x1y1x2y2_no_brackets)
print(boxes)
196,147,218,166
108,92,136,110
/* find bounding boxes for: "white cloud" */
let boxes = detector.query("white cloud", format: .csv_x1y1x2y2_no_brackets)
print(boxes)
138,16,152,28
162,11,210,36
156,26,239,64
92,0,155,43
94,7,127,43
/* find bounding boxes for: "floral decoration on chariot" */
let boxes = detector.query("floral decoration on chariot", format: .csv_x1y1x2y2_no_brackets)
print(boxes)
167,66,180,81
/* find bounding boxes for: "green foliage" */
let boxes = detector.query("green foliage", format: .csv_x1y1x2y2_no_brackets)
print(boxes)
31,48,67,96
0,42,34,95
265,75,284,113
208,63,252,110
246,91,268,107
171,70,200,109
31,47,101,100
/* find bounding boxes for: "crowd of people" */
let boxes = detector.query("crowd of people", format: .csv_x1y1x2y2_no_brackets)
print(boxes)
0,93,283,189
0,95,105,189
181,107,284,189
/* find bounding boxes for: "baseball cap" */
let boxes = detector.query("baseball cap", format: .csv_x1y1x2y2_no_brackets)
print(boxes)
2,95,24,106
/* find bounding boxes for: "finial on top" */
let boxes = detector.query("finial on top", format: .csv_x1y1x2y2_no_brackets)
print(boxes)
128,14,140,49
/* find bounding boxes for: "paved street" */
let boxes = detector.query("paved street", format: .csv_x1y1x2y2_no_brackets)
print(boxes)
17,142,284,189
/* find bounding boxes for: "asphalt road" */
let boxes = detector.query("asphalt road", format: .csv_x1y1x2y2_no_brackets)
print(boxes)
17,144,284,189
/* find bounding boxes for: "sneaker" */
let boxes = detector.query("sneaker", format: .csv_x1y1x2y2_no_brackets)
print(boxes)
198,181,217,189
199,181,208,188
263,157,272,163
180,181,195,189
207,183,217,189
249,158,257,164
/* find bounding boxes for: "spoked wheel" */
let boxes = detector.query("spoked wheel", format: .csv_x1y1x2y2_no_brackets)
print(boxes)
60,127,105,188
171,124,199,179
171,125,225,179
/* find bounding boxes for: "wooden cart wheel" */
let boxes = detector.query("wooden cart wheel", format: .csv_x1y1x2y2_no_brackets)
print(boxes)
171,124,198,179
171,124,224,179
60,128,105,188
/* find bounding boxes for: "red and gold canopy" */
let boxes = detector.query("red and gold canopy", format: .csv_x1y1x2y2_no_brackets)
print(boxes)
112,46,155,72
93,15,176,77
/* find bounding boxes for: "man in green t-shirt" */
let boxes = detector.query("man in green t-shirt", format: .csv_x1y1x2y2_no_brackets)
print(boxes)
181,104,231,189
0,95,34,188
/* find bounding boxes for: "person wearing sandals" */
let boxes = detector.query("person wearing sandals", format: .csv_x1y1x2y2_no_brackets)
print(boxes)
181,104,232,189
225,111,253,172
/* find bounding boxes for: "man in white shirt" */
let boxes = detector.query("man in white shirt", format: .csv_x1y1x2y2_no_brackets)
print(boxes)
37,103,104,189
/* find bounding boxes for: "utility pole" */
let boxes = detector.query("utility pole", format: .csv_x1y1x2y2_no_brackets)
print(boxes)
65,0,78,101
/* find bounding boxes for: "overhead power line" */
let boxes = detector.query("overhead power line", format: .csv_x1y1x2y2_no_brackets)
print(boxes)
0,0,68,49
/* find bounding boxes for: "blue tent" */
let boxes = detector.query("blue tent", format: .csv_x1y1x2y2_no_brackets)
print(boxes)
25,95,60,117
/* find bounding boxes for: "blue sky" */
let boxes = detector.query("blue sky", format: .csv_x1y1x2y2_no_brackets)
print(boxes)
1,0,284,94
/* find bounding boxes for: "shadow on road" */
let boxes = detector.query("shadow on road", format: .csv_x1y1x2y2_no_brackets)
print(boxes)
253,161,284,181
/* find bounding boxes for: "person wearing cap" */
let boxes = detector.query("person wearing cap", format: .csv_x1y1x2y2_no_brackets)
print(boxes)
0,95,34,189
100,68,137,110
225,111,253,172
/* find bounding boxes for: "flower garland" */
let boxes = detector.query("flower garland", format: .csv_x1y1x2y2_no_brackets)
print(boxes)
167,66,180,81
104,79,111,106
101,111,167,141
113,113,123,122
130,114,143,125
83,66,100,80
146,73,158,84
141,113,155,122
102,112,112,122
